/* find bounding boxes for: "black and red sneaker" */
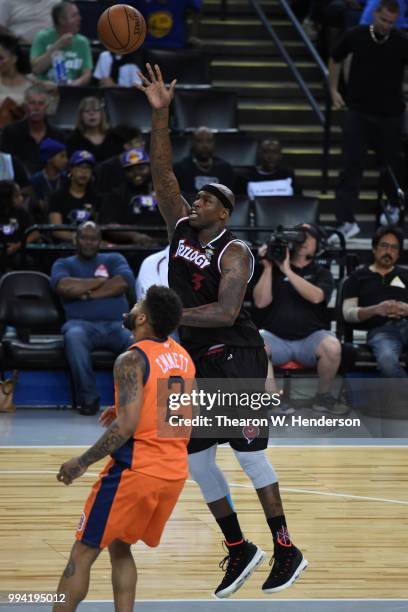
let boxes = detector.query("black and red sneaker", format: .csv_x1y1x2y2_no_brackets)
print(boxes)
214,540,266,599
262,545,308,593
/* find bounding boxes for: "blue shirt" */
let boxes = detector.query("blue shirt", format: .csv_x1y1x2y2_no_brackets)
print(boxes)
136,0,202,49
50,252,135,322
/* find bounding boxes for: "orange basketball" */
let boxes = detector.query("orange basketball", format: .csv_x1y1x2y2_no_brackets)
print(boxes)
97,5,146,54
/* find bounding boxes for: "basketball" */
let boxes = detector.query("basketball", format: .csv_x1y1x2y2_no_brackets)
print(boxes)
97,5,146,55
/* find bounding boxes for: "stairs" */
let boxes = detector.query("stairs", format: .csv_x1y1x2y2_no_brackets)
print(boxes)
198,0,380,233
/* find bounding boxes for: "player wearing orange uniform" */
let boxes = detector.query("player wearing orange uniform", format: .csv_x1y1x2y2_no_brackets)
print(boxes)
53,285,195,612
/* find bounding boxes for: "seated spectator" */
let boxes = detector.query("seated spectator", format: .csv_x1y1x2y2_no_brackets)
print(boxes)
0,0,59,44
342,226,408,377
173,127,235,195
95,125,145,194
67,96,122,163
48,150,101,243
0,179,39,269
30,1,92,86
138,0,202,49
50,221,134,415
1,84,65,173
253,223,347,414
94,50,142,88
243,139,302,199
99,148,160,247
30,137,67,222
135,245,170,300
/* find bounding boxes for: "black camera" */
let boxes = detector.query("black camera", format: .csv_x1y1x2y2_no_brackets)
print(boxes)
264,227,307,263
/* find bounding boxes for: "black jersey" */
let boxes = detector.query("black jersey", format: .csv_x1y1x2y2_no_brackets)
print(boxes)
169,217,263,359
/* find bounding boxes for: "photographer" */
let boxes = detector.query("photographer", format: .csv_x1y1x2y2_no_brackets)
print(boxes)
253,223,347,415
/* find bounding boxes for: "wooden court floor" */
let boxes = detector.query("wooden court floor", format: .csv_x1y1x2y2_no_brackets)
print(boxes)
0,446,407,601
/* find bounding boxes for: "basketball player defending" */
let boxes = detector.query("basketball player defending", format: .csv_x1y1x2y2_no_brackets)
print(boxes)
138,64,308,598
53,286,195,612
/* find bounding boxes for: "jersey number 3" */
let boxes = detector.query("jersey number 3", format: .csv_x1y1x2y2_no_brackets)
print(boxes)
192,272,205,291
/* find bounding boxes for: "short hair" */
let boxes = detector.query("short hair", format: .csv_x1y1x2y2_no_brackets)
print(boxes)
24,83,51,102
52,2,71,27
144,285,182,339
0,32,30,74
376,0,400,13
111,125,143,146
76,96,109,134
76,221,101,238
372,225,404,252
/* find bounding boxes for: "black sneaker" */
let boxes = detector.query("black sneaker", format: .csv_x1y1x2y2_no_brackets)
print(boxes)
79,399,100,416
214,540,266,599
262,545,308,593
312,392,349,416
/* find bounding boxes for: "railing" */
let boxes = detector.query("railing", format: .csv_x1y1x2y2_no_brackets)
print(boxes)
247,0,332,193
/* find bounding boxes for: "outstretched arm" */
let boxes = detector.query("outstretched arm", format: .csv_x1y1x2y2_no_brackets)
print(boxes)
56,350,145,485
181,242,250,327
137,64,190,240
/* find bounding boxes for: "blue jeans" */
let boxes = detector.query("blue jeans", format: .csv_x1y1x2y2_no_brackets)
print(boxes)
367,320,408,378
62,320,133,406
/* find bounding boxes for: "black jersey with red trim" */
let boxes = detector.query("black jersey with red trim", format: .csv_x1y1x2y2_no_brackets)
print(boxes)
169,217,263,358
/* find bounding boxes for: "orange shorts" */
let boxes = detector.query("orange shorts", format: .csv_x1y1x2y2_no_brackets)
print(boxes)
76,459,185,549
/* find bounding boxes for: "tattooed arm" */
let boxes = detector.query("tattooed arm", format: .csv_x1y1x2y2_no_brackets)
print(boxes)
56,350,145,485
137,64,190,240
181,242,250,328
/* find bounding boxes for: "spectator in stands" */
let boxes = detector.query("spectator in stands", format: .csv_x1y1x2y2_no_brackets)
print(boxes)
1,84,65,173
95,125,145,194
99,148,160,247
329,0,408,241
139,0,202,49
94,50,143,88
67,96,121,163
0,0,59,44
50,221,134,415
242,138,302,199
135,245,170,300
361,0,408,27
0,151,30,191
30,1,92,86
0,179,39,269
30,137,67,222
342,225,408,377
253,223,347,414
49,150,101,243
174,127,235,196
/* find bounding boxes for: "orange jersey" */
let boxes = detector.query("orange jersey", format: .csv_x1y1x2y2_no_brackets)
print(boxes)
111,336,196,481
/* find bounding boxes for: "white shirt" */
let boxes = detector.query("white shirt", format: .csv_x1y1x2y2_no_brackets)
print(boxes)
94,51,142,88
135,247,170,300
0,0,59,43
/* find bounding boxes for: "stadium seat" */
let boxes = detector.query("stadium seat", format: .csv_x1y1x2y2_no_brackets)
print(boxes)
104,87,153,131
229,197,252,243
170,133,191,163
173,89,238,132
144,48,210,86
214,132,258,168
253,196,319,244
50,86,99,131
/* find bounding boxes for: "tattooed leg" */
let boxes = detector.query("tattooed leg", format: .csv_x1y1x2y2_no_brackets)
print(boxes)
53,541,101,611
109,539,137,612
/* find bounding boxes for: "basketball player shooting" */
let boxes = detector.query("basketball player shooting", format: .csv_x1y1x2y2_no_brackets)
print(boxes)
53,286,195,612
138,63,308,598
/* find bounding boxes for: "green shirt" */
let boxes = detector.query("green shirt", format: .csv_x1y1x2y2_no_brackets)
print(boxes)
30,28,93,82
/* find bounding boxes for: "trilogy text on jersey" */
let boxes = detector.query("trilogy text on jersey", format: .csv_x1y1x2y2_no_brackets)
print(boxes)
174,239,211,269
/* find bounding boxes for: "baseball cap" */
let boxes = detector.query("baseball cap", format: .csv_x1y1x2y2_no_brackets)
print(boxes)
69,150,95,167
120,148,150,168
39,138,66,163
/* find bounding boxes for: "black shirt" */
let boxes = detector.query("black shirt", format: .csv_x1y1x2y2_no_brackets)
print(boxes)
48,186,101,225
95,155,125,194
174,155,236,196
342,264,408,330
255,262,334,340
67,130,123,163
331,26,408,116
0,206,33,244
169,218,263,359
1,119,65,173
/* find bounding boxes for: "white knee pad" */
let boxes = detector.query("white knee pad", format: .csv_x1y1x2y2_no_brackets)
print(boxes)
233,449,278,489
188,445,231,503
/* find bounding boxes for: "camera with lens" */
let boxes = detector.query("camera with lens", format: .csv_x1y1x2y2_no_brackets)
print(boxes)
264,226,308,263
